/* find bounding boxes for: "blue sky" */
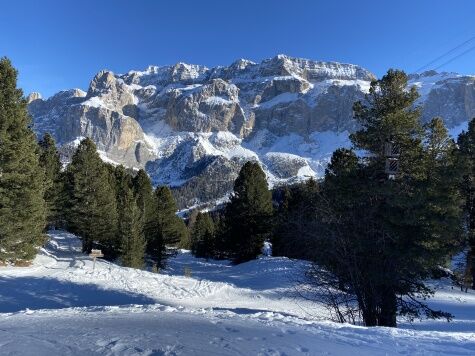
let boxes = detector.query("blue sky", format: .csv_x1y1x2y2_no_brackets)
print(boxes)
1,0,474,97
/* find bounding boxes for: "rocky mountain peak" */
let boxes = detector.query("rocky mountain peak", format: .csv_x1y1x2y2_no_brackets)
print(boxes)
27,55,475,208
231,58,255,71
27,92,42,104
170,62,208,83
87,70,117,97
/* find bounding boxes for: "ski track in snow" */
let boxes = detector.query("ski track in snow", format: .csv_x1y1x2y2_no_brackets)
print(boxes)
0,231,475,355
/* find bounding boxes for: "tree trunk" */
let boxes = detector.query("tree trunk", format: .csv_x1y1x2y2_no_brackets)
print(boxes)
378,287,397,327
362,310,378,326
469,204,475,289
470,247,475,290
359,294,378,327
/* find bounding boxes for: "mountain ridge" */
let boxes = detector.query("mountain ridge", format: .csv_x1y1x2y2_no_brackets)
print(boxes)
28,55,475,208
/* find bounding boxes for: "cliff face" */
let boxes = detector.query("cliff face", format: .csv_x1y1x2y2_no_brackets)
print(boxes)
408,71,475,128
28,56,475,208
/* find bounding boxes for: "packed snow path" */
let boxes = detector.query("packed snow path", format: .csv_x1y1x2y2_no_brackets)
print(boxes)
1,231,475,355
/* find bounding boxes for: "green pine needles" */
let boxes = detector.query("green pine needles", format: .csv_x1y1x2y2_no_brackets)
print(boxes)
0,58,46,264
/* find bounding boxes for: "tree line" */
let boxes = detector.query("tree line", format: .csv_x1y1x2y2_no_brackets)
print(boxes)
270,70,475,327
186,70,475,328
2,57,475,328
0,57,188,268
50,136,189,268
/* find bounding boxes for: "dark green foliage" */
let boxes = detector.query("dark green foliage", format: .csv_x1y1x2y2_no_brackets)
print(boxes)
147,186,188,266
38,133,63,227
351,69,422,159
208,210,228,259
224,161,273,263
65,138,118,256
0,58,46,263
182,209,199,249
156,186,188,246
272,179,320,260
132,169,155,239
305,70,462,327
457,118,475,289
191,212,215,258
115,166,145,268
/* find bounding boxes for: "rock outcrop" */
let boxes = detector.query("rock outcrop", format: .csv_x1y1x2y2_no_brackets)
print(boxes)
27,55,475,207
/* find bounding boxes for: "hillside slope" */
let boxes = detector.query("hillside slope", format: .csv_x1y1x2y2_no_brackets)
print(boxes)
1,231,475,355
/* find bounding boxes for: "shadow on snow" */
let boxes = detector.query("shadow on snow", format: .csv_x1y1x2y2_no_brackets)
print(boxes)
0,276,156,313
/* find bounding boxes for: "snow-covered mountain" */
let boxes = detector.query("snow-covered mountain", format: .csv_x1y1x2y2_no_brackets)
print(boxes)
28,55,475,207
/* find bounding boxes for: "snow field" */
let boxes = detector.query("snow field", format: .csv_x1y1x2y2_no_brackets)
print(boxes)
1,231,475,355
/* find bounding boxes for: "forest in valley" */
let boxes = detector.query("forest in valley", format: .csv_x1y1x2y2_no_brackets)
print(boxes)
2,57,475,328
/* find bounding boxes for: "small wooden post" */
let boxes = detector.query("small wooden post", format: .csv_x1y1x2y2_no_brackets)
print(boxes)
152,263,159,273
89,249,104,271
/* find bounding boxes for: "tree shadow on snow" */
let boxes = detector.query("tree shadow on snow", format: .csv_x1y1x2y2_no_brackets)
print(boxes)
0,276,156,313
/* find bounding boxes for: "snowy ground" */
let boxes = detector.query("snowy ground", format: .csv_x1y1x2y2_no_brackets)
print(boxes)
1,231,475,355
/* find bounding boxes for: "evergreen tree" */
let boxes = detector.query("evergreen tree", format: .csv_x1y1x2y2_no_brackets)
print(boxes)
148,186,187,266
457,118,475,289
187,209,200,231
65,138,118,255
115,166,145,268
422,118,463,251
272,178,320,259
132,169,155,243
38,133,63,228
191,212,215,258
0,58,46,263
156,186,188,246
311,70,462,327
182,209,200,250
224,161,273,263
210,210,228,259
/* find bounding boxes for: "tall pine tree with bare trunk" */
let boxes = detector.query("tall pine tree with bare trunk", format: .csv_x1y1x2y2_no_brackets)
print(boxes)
310,70,462,327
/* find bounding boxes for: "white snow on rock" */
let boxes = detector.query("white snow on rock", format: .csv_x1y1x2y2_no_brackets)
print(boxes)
408,71,463,102
1,231,475,355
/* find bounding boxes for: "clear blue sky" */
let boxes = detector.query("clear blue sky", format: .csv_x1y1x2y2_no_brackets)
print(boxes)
1,0,474,97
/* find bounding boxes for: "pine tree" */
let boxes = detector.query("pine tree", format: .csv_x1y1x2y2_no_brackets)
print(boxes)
311,70,462,327
65,138,118,255
116,166,145,268
422,118,463,251
210,211,228,259
0,58,46,263
148,186,187,266
191,212,215,258
132,169,155,243
457,118,475,289
38,133,63,228
182,208,200,250
272,178,320,259
224,161,273,263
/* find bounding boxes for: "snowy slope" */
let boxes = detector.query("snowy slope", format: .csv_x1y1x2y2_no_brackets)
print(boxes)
1,231,475,355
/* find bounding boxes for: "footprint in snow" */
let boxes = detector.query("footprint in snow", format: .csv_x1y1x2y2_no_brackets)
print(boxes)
224,326,239,333
95,337,120,347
